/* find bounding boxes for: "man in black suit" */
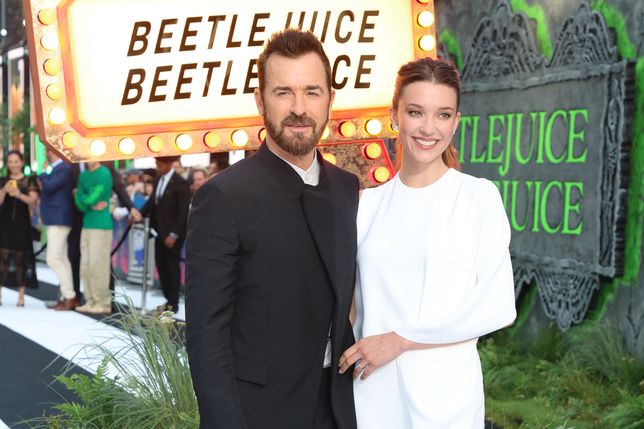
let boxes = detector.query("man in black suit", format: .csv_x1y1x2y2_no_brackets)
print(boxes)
186,29,359,429
141,156,190,312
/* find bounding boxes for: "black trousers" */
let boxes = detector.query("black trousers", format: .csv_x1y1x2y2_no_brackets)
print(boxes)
68,212,83,299
154,238,182,311
313,368,338,429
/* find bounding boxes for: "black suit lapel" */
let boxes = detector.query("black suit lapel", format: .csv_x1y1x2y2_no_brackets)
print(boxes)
301,153,339,297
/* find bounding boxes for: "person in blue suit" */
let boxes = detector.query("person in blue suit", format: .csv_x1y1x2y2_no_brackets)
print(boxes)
39,148,78,311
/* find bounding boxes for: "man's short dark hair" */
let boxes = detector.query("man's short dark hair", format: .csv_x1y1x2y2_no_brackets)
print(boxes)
257,28,332,93
156,156,180,164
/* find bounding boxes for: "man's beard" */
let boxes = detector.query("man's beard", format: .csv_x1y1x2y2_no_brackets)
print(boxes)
264,111,328,157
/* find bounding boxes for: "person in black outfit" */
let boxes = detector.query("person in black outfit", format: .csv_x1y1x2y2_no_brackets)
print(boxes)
0,150,40,307
140,156,190,312
185,29,359,429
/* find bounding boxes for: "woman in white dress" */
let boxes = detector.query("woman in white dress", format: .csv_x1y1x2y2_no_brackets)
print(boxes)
339,57,517,428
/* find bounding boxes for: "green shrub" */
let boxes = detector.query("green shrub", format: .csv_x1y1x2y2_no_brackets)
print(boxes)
604,394,644,429
25,299,199,429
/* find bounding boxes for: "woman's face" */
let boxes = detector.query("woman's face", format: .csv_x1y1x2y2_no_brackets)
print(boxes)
392,81,460,171
7,153,24,175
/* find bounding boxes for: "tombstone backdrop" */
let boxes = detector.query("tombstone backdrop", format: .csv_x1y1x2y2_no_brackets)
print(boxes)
434,0,643,356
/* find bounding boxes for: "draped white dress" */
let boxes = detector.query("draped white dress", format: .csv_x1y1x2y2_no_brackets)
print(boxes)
353,169,516,428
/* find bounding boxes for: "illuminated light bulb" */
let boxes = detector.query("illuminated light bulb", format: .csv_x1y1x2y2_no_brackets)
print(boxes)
373,166,391,183
203,132,220,148
40,31,58,51
48,107,65,125
43,58,60,75
176,134,193,151
365,119,383,136
62,132,79,148
364,142,383,160
24,166,32,176
119,138,136,155
38,9,56,25
322,126,330,140
90,139,107,156
417,11,435,28
231,129,249,147
339,121,357,138
419,34,436,51
46,83,63,100
148,136,164,153
322,153,337,165
258,128,266,142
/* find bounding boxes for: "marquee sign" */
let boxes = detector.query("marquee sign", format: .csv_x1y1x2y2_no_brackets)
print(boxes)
458,2,633,329
24,0,437,161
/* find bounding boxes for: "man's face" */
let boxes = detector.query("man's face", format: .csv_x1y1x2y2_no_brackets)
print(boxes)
191,171,207,192
255,52,334,157
45,150,58,163
156,159,172,176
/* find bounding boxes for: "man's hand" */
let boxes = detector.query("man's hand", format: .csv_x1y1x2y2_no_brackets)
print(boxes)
164,236,176,249
338,332,411,380
92,201,108,211
129,207,142,222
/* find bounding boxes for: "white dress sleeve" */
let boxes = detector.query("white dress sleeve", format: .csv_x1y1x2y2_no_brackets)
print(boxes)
395,180,517,344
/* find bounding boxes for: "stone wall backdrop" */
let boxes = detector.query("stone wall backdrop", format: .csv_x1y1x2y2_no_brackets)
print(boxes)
435,0,643,357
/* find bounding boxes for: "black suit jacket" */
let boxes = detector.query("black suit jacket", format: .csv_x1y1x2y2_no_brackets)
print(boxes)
141,171,190,240
186,144,359,429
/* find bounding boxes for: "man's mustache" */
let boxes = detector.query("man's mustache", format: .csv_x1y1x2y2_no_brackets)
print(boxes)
282,114,316,127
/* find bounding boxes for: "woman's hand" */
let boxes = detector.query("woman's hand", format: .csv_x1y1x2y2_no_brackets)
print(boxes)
339,332,411,380
6,182,19,197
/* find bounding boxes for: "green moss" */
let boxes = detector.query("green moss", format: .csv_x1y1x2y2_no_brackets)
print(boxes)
591,0,637,58
438,28,463,70
510,0,553,58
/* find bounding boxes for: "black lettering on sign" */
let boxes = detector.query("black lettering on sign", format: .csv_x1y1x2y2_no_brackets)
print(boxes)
244,59,258,93
175,63,197,99
121,69,145,105
355,55,375,89
332,55,350,89
180,17,202,51
202,61,222,97
207,15,226,49
249,13,270,47
335,11,354,43
127,22,151,56
155,19,178,54
149,65,172,102
359,11,379,43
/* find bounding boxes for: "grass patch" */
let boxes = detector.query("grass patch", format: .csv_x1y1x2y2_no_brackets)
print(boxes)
482,324,644,428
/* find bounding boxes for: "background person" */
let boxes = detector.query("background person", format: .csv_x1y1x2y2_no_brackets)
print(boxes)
73,161,113,315
0,150,39,306
67,161,141,306
140,156,190,312
339,57,517,428
39,149,77,310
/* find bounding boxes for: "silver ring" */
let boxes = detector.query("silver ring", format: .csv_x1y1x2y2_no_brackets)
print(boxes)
355,360,363,371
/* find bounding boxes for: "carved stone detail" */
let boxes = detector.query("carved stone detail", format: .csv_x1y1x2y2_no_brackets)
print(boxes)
548,2,618,69
461,0,543,82
514,264,599,331
462,1,630,329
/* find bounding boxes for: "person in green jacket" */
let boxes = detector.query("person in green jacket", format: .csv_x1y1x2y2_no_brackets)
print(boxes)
74,161,113,315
